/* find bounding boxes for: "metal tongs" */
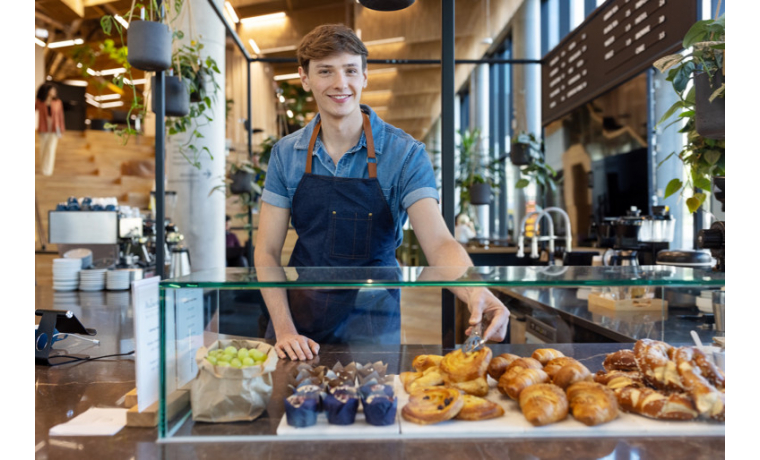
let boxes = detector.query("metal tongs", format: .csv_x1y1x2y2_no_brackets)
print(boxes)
463,322,487,353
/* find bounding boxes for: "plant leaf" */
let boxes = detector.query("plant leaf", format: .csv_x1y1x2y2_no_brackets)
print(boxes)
664,178,683,198
683,19,712,48
703,149,722,166
694,176,712,190
653,54,684,73
656,101,684,127
515,178,530,189
686,196,702,213
657,151,677,168
673,61,695,93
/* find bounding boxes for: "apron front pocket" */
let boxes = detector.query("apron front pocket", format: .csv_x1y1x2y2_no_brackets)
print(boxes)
329,211,373,259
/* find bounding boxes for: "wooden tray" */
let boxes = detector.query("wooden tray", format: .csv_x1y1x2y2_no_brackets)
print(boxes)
587,292,666,312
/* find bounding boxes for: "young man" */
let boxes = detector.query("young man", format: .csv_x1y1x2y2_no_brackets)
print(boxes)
255,24,509,361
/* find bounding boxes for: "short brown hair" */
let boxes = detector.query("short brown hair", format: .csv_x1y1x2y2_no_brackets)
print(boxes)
297,24,368,73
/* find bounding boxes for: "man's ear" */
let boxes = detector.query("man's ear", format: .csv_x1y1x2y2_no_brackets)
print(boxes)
298,66,310,92
363,68,368,88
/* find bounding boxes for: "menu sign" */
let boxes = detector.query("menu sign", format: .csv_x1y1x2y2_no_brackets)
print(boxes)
541,0,697,126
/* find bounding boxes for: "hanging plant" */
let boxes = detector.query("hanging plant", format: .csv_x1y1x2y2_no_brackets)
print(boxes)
513,132,558,191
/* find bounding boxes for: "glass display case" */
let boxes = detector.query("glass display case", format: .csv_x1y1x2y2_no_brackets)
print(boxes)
158,266,724,442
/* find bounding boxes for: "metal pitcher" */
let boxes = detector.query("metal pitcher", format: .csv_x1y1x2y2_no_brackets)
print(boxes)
169,246,191,278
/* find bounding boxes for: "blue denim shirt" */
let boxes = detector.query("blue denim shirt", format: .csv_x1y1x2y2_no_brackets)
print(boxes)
262,105,439,249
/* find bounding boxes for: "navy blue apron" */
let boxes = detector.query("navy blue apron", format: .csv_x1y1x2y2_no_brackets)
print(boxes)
266,111,401,344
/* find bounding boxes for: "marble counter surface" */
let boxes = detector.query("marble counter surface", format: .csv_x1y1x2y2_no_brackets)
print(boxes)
33,287,724,460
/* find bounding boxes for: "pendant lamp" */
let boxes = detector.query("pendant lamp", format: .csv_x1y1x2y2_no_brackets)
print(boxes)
358,0,416,12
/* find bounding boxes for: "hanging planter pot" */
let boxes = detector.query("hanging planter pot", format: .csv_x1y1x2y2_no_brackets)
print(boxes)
358,0,415,11
127,20,172,71
230,170,254,195
469,183,492,205
510,143,531,166
713,176,725,212
694,71,725,140
151,75,190,117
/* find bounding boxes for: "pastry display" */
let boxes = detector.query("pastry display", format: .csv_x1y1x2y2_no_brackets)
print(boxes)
519,383,569,426
531,348,565,365
454,394,505,421
566,381,619,426
498,368,550,400
401,387,464,425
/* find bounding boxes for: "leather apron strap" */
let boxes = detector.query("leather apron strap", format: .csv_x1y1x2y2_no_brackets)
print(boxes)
305,111,376,178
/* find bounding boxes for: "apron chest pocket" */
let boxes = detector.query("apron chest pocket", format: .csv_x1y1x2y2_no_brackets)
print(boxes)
329,211,373,259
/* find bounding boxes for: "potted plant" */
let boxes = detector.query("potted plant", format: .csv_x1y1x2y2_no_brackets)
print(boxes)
653,15,725,139
456,128,500,212
513,132,558,191
100,4,173,71
279,81,311,133
653,14,725,213
510,132,540,166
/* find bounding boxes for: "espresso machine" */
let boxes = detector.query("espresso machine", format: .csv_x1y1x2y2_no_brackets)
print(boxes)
596,206,674,266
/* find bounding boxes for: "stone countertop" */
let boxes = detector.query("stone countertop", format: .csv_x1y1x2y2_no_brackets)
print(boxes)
34,287,724,460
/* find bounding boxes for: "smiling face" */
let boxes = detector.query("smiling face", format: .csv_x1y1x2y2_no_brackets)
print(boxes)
299,52,367,123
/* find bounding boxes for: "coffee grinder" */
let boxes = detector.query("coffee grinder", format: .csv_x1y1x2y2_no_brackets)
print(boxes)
598,206,674,266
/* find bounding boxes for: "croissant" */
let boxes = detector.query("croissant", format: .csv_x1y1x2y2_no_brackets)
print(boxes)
519,383,569,426
500,368,549,400
454,394,505,421
413,354,444,372
440,347,492,383
674,347,725,421
532,348,565,365
566,381,619,426
506,357,543,373
402,366,444,393
615,385,698,420
602,349,638,372
552,360,592,390
401,387,464,425
487,353,521,380
543,357,580,379
633,339,684,392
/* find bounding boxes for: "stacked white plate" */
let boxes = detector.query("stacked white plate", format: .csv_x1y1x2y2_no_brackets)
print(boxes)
106,270,131,290
63,248,93,269
79,269,107,291
106,291,130,309
696,289,717,313
52,258,82,291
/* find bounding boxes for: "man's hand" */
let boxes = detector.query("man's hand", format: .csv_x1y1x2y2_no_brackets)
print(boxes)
275,333,320,361
464,288,510,342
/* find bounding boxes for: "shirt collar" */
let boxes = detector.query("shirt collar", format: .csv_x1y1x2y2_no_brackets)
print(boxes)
293,105,386,155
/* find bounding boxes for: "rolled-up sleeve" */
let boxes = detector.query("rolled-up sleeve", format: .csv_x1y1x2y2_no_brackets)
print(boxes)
399,142,439,210
261,144,291,209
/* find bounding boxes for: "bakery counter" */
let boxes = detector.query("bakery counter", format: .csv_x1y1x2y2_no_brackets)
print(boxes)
35,287,724,459
494,287,718,345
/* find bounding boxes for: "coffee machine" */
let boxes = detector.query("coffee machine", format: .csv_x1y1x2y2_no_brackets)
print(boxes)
596,206,675,266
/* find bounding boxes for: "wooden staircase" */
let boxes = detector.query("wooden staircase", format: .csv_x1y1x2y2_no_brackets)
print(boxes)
35,130,156,255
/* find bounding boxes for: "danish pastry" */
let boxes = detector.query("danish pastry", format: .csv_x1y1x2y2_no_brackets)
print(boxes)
412,354,444,372
519,383,569,426
407,366,445,393
401,387,464,425
454,394,505,421
614,385,698,420
602,349,638,372
566,381,619,426
487,353,521,380
440,347,492,383
552,360,592,390
532,348,565,365
499,367,550,400
633,339,684,392
674,347,725,421
446,375,490,397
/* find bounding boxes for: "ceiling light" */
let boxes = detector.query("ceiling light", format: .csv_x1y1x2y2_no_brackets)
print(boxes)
259,44,296,54
85,98,100,108
98,68,127,76
278,95,286,103
94,94,121,102
86,68,97,76
286,110,294,118
62,80,88,87
273,72,300,81
249,38,261,55
114,15,129,29
47,38,84,49
224,2,240,23
124,78,147,85
240,12,286,25
35,38,46,47
100,101,124,109
363,37,405,46
35,28,49,39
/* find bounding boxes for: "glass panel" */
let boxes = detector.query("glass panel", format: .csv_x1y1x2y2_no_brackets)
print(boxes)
161,266,724,289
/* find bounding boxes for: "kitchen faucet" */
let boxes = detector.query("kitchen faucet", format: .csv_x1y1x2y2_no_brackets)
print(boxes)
517,210,555,258
544,207,573,253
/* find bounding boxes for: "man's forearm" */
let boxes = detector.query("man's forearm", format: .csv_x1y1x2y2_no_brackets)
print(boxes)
254,252,297,337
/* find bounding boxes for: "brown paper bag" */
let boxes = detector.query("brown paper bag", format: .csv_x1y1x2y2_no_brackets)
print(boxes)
191,339,278,423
